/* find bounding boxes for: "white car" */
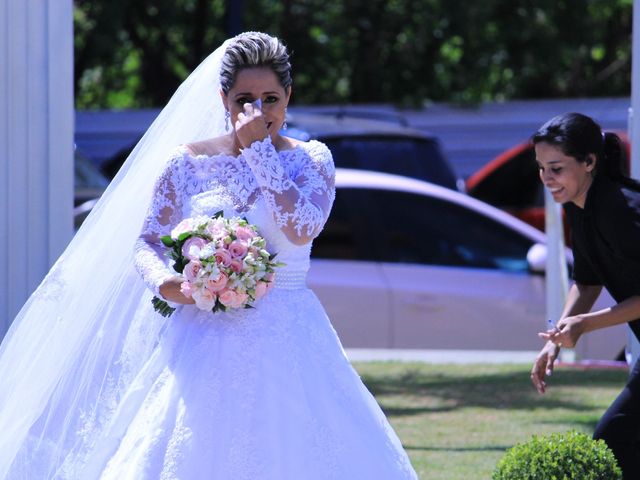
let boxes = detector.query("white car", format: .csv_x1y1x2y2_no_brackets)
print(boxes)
307,169,626,360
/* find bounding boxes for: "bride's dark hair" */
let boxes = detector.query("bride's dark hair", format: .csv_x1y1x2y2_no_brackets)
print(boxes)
532,112,640,190
219,32,292,95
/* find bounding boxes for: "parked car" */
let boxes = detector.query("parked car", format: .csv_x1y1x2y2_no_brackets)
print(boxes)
74,147,110,229
286,111,465,191
307,168,626,360
287,104,409,126
465,131,631,237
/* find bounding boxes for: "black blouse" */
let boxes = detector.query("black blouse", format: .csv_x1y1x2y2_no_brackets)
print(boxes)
564,174,640,339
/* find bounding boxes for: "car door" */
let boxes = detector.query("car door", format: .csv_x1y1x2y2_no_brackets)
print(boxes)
364,188,550,351
307,188,393,347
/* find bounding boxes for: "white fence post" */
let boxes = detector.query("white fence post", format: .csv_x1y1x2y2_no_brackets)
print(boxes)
544,189,572,361
0,0,74,337
627,0,640,367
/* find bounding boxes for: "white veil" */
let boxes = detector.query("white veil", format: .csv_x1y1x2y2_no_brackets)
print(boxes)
0,38,231,478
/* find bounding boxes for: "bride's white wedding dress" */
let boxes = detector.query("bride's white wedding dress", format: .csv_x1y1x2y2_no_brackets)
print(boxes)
13,137,416,479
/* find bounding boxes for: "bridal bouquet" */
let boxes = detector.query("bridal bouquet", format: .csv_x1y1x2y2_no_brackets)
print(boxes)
152,212,283,317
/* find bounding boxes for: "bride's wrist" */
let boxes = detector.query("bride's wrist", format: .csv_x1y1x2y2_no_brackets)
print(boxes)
239,135,270,151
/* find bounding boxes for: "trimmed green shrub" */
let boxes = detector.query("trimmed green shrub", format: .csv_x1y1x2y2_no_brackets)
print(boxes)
493,430,622,480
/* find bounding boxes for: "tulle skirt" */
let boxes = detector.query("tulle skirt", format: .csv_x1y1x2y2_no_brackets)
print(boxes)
45,287,418,479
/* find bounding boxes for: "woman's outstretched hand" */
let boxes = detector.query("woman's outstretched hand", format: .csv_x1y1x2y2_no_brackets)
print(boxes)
235,101,269,148
531,341,561,394
159,278,195,305
538,315,584,348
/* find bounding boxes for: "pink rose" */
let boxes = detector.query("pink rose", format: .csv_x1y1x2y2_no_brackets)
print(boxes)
205,273,228,293
180,281,194,298
183,260,202,282
230,258,244,273
228,240,248,259
235,226,256,241
219,289,249,309
214,248,232,267
191,287,217,311
171,218,195,238
181,237,208,261
205,219,226,238
254,281,268,300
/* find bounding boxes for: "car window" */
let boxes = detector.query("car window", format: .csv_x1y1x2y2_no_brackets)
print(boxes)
321,137,459,191
75,150,110,189
471,147,543,208
313,188,533,271
311,187,378,261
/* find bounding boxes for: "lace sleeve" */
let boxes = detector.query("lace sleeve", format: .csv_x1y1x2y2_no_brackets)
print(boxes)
242,137,335,245
133,150,185,295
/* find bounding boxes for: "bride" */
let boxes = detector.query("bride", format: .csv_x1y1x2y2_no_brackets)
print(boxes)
0,32,418,479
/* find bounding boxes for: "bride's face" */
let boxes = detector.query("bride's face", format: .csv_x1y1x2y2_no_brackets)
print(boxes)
222,67,291,136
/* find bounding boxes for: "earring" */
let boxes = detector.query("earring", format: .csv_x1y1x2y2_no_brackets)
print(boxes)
224,110,230,132
283,108,288,130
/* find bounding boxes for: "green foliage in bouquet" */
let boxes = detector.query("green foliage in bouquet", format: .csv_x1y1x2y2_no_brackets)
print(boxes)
160,232,190,274
152,296,175,317
492,430,621,480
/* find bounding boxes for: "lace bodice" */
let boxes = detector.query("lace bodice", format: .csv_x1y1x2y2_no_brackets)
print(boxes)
133,137,335,295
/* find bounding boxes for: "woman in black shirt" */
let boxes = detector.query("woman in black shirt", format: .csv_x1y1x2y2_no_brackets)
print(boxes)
530,112,640,478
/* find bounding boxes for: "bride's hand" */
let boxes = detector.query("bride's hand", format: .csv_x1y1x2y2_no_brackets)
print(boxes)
159,278,195,304
235,102,269,148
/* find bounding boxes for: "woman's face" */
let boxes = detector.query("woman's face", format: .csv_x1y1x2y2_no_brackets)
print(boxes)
222,67,290,138
535,141,595,208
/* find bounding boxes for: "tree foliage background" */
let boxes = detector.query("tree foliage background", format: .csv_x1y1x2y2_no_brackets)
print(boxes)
74,0,632,109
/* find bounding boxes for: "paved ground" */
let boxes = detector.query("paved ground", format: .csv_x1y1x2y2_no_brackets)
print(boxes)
346,348,631,369
345,348,539,364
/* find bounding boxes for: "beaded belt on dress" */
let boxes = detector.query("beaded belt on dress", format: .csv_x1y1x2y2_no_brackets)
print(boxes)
274,270,307,290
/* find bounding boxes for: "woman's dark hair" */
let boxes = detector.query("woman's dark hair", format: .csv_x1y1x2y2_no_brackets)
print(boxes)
531,112,639,189
220,32,292,95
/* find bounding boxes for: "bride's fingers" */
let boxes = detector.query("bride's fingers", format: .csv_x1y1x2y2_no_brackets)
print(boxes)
243,102,260,116
243,102,265,119
237,105,263,126
236,112,257,126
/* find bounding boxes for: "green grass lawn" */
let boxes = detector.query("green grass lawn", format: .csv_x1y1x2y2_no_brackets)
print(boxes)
353,362,629,480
